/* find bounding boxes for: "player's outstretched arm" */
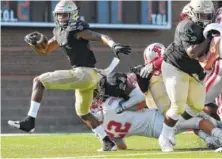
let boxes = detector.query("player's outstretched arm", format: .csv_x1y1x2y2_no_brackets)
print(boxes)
25,32,59,55
76,30,131,57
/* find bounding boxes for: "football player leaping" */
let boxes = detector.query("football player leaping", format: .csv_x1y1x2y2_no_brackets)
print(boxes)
8,0,131,151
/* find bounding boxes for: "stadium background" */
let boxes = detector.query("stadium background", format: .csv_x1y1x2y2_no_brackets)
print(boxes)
1,1,221,133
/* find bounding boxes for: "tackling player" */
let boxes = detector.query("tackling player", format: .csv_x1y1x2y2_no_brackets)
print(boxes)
8,0,131,151
95,71,146,114
90,96,222,150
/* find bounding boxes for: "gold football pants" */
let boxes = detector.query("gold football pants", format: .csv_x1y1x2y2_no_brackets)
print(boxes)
161,61,205,115
38,67,99,116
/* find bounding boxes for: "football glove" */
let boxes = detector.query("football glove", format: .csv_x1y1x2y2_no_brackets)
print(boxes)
115,104,124,114
130,65,144,75
140,64,153,78
112,43,131,58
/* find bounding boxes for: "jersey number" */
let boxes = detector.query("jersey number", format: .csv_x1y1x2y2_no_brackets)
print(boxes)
105,120,131,138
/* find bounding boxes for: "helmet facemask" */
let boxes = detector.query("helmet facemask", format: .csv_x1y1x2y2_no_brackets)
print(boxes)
190,7,214,28
55,12,70,26
188,0,215,28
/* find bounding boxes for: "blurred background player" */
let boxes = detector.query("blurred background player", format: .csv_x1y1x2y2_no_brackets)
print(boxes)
159,0,215,152
130,42,170,114
8,0,131,151
140,43,170,114
202,7,222,122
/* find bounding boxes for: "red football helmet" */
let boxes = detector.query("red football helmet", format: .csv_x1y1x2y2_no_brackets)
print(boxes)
143,43,165,65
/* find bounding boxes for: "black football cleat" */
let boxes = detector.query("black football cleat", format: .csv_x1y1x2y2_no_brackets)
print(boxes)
97,136,116,152
8,116,35,133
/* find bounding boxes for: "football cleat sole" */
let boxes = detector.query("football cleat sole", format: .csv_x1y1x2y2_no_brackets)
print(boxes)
97,145,117,152
8,120,35,133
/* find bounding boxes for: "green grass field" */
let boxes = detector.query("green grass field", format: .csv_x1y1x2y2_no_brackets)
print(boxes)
1,133,222,158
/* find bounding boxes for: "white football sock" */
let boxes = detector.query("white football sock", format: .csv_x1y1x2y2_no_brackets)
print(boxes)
92,125,107,141
27,101,40,118
161,123,174,138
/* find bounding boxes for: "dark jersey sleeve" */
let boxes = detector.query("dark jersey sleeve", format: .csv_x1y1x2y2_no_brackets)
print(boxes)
178,20,204,50
68,20,90,33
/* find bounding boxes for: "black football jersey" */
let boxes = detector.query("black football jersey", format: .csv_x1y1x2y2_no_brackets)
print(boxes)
164,19,205,74
53,20,96,67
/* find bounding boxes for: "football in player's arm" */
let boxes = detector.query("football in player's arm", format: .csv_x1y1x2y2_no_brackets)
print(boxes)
25,22,130,58
8,0,131,152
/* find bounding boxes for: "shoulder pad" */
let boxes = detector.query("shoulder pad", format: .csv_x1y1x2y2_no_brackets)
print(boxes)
179,20,203,43
67,20,89,32
178,20,195,32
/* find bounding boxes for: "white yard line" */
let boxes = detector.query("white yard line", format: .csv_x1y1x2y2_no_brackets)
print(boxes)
78,150,215,158
2,150,214,159
0,133,93,137
1,131,194,137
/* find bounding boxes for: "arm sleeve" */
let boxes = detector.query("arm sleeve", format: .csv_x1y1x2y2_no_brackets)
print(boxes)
121,86,145,109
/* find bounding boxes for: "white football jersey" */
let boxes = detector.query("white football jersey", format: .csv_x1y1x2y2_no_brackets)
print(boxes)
101,97,164,139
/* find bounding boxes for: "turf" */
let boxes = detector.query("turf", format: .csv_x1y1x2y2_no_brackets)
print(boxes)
1,133,221,158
